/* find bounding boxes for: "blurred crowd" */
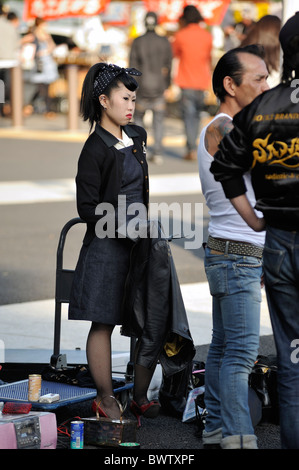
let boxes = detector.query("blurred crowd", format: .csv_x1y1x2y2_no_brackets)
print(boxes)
0,0,282,133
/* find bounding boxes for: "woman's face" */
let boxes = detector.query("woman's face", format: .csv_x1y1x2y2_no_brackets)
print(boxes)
100,82,136,128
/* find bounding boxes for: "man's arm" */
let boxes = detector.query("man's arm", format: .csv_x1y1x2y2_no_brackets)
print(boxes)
210,120,254,198
162,38,173,89
129,39,140,69
209,109,266,232
230,194,266,232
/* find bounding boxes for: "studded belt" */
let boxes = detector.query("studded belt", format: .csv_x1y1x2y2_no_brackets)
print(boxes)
207,236,263,259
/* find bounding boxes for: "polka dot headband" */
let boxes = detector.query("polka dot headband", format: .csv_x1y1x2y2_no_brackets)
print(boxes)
93,63,141,99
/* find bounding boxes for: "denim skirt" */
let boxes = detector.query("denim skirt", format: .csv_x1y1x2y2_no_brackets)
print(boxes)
68,235,134,325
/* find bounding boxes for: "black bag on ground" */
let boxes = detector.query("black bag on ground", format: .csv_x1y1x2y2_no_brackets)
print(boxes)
249,354,279,423
159,362,192,418
192,359,263,436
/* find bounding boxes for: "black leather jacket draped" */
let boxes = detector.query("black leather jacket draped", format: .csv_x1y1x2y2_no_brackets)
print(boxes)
121,222,195,377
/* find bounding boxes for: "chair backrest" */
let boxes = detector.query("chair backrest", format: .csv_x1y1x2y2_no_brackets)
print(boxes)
53,217,85,358
55,217,85,304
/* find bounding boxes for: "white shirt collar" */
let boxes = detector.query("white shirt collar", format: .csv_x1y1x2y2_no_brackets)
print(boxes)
114,129,134,149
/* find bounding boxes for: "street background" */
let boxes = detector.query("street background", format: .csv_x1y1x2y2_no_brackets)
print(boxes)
0,112,280,450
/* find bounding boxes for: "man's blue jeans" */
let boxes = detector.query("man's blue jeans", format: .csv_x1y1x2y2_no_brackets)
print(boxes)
134,96,165,156
180,88,204,152
263,226,299,449
204,247,262,438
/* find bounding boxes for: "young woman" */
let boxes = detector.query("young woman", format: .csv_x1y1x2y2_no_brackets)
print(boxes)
68,63,160,423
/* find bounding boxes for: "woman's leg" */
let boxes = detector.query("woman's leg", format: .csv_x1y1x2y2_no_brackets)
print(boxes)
133,363,157,406
86,322,121,419
132,344,160,426
133,340,157,406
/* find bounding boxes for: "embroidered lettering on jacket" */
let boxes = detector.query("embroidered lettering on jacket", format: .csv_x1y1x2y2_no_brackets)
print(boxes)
252,133,299,169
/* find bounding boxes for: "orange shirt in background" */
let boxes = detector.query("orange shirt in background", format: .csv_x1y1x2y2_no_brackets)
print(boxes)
172,23,212,90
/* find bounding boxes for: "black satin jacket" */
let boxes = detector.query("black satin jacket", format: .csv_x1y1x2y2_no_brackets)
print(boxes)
211,82,299,231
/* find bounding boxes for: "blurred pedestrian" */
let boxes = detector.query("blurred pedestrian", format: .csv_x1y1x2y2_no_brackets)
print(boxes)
221,8,240,52
0,2,19,116
29,17,59,117
198,45,268,449
172,5,212,160
234,5,255,43
7,10,19,28
241,15,281,88
210,12,299,449
129,12,172,165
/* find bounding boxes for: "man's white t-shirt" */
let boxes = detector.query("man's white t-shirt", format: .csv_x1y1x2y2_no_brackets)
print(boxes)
198,113,265,247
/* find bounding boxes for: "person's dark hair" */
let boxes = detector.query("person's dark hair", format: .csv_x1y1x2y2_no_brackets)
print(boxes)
240,15,281,74
181,5,203,24
212,44,265,103
145,11,157,31
34,17,46,27
281,35,299,82
80,63,139,131
7,11,18,21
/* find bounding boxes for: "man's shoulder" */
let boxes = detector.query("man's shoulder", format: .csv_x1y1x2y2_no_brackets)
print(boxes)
147,31,170,44
175,24,212,46
207,115,233,135
204,115,233,156
189,23,212,36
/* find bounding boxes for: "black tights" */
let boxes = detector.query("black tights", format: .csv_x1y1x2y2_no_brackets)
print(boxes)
86,322,156,419
133,340,156,406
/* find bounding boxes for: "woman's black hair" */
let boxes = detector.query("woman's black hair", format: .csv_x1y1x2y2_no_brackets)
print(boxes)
212,44,265,103
80,63,139,131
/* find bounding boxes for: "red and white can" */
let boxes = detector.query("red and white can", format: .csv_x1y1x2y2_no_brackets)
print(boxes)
28,374,41,402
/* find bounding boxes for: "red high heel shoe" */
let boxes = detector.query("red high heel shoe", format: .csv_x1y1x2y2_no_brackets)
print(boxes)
130,400,160,427
92,396,123,419
92,399,109,417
